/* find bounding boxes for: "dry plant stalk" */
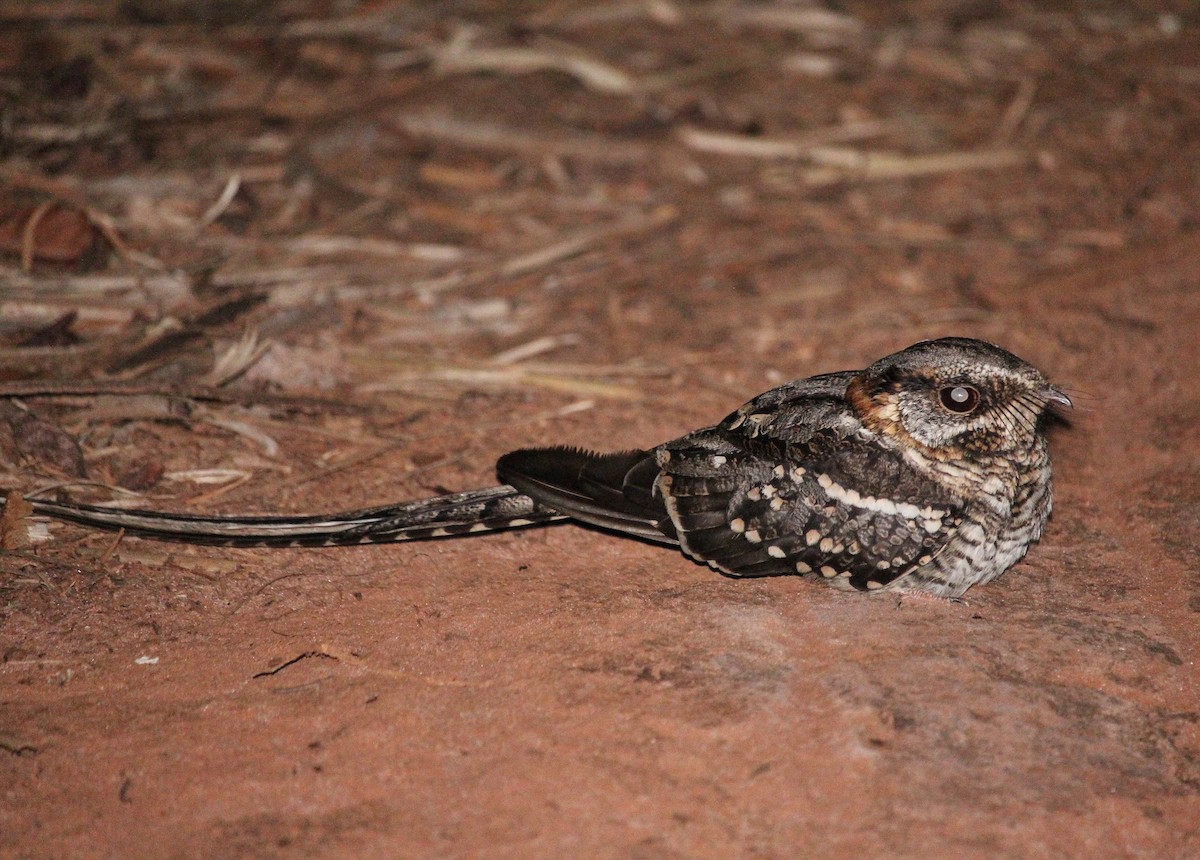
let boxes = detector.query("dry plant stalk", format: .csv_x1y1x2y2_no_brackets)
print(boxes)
802,148,1026,185
432,26,638,95
678,123,893,158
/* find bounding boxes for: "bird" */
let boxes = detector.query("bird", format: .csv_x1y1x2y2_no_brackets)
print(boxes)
2,337,1071,598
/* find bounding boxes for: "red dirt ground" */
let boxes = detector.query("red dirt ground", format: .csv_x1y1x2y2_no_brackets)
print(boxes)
2,2,1198,858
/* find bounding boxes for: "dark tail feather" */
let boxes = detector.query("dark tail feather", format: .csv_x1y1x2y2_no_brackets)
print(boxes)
12,486,562,547
496,446,676,544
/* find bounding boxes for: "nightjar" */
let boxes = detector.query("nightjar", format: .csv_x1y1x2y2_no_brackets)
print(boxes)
5,337,1071,597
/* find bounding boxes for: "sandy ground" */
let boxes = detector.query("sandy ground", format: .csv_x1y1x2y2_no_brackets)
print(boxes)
2,2,1198,858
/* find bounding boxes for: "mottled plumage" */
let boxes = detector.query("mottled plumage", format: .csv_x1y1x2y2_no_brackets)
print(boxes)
5,338,1070,597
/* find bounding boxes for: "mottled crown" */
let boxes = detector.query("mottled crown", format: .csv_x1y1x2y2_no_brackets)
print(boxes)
866,337,1045,384
848,337,1069,454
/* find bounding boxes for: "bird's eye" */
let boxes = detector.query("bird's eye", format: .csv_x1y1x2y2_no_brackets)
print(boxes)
939,385,980,413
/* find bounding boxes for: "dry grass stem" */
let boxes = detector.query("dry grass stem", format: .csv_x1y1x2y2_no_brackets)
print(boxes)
19,201,56,273
488,334,580,365
284,236,467,262
196,173,243,229
679,122,892,159
994,78,1039,144
1,270,194,304
708,4,863,36
501,206,677,277
201,330,272,388
433,27,638,95
164,468,253,485
526,1,684,29
802,148,1026,185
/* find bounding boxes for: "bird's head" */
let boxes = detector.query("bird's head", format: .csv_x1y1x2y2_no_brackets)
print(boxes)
846,337,1071,457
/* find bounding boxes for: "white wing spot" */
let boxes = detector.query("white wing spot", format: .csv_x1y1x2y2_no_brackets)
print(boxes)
819,537,834,553
469,523,490,532
791,467,807,480
746,487,762,501
429,527,450,537
769,497,785,511
730,518,746,533
744,529,762,543
795,561,813,573
767,546,786,559
805,529,821,546
773,464,786,478
821,480,930,521
508,518,534,527
711,455,727,466
866,580,885,590
820,565,838,578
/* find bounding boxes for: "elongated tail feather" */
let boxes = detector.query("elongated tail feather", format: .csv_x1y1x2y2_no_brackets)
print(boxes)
9,486,565,547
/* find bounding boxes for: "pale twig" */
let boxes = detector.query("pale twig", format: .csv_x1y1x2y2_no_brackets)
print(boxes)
705,4,863,37
83,207,146,269
678,122,892,159
284,235,466,261
526,0,683,28
184,471,256,505
0,269,195,304
432,26,637,95
993,78,1038,144
501,206,677,277
163,469,253,485
802,148,1026,185
201,329,272,388
489,334,580,365
19,201,55,273
196,172,242,229
189,399,283,458
21,479,148,503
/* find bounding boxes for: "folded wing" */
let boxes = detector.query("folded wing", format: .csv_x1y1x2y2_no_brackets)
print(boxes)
496,446,677,544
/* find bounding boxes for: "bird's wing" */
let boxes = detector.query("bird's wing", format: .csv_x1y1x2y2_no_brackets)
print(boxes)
657,428,964,588
655,372,966,588
495,371,965,587
491,374,866,546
